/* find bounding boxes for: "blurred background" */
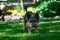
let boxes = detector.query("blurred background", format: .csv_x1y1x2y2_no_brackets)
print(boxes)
0,0,60,40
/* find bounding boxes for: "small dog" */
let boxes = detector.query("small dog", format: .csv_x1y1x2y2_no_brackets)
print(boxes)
22,11,39,34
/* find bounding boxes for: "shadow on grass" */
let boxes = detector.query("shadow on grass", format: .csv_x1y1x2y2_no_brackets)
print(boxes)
41,18,60,22
0,18,60,40
0,36,21,40
25,32,60,40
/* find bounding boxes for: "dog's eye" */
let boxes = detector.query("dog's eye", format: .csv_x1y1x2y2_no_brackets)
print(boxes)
33,20,36,22
29,20,36,22
29,21,32,22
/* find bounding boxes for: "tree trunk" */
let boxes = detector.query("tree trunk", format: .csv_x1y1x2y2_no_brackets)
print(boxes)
20,0,24,10
33,0,36,3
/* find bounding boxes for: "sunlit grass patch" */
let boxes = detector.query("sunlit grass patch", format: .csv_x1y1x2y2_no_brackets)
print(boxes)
0,18,60,40
49,29,60,32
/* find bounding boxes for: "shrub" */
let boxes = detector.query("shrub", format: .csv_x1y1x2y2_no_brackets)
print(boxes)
35,0,60,17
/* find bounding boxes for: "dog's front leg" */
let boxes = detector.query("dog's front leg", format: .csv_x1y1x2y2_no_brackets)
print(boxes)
27,27,32,34
22,23,27,31
34,27,39,33
22,18,27,31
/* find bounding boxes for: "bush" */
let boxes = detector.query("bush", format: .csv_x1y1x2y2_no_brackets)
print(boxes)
35,0,60,17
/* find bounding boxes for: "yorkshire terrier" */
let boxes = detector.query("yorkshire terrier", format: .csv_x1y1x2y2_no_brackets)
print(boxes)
22,11,39,34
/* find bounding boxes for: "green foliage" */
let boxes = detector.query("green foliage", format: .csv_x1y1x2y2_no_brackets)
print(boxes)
14,4,22,12
35,0,60,17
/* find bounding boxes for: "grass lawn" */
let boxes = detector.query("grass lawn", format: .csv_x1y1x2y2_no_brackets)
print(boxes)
0,18,60,40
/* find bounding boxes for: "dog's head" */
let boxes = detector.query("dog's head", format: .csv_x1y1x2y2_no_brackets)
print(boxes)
26,11,39,27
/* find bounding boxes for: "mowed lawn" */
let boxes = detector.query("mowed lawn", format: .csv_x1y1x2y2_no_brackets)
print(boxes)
0,18,60,40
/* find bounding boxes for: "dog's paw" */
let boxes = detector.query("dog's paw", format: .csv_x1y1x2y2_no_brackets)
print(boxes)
22,26,27,31
28,32,32,34
22,28,25,31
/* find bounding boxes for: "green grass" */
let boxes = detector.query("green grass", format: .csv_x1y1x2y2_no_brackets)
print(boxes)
0,18,60,40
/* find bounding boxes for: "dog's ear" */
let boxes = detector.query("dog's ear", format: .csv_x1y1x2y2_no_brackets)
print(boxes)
35,12,39,21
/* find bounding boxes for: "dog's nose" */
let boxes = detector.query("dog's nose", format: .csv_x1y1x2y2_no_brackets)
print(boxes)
32,22,34,24
32,23,35,25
